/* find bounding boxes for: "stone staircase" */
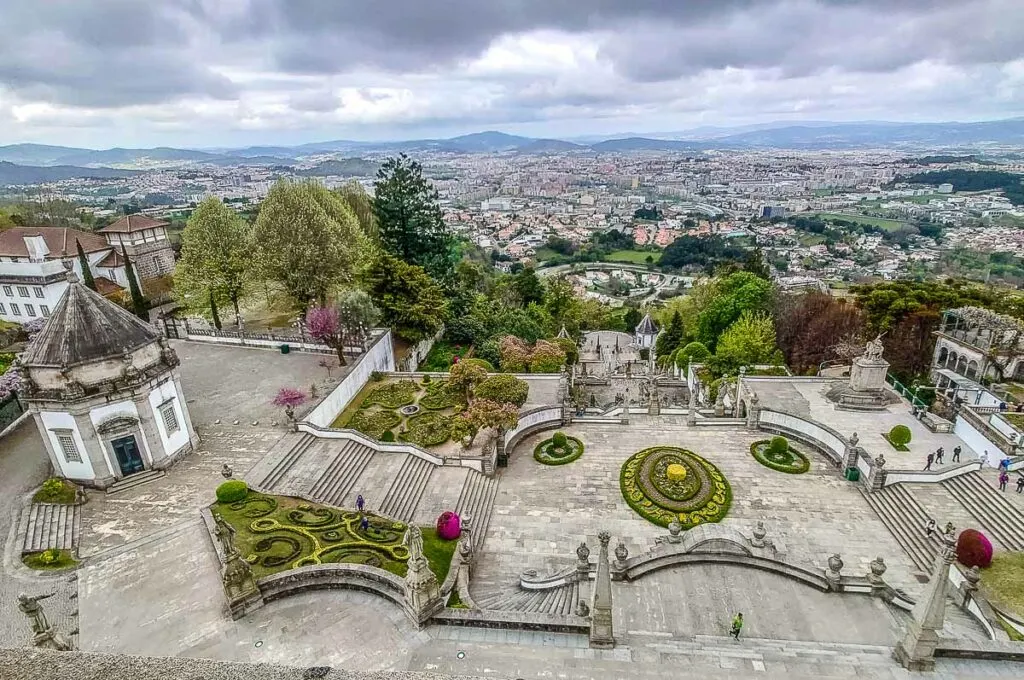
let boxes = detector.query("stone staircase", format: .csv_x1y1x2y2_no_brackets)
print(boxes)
473,582,580,616
22,503,81,553
455,470,499,552
306,440,375,507
644,634,895,665
943,472,1024,551
105,469,166,495
860,485,942,572
259,433,315,491
377,455,436,523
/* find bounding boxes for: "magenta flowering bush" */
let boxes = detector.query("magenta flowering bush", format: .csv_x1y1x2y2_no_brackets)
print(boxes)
435,511,461,541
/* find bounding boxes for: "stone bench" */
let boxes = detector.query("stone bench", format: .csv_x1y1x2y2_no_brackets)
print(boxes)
920,411,954,433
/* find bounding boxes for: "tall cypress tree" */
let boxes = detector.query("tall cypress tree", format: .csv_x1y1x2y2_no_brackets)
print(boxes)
209,290,222,330
121,245,148,319
75,239,97,291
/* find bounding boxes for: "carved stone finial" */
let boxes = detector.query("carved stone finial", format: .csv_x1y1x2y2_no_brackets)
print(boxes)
751,521,767,548
576,542,590,563
850,432,859,447
575,599,590,617
614,541,628,565
598,531,611,547
828,554,844,573
221,464,234,479
874,454,886,468
668,518,682,538
869,556,887,578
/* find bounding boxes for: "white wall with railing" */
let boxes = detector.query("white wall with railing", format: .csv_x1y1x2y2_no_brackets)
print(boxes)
955,415,1002,468
503,406,564,450
758,408,847,465
988,413,1020,441
883,461,983,486
303,331,396,428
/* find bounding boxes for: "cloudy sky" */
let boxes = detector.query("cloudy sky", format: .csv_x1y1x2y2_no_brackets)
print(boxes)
0,0,1022,148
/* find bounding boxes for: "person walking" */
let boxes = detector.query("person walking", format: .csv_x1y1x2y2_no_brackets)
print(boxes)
999,470,1010,492
952,446,962,463
1015,476,1024,494
730,613,744,640
999,456,1010,472
356,494,365,513
924,453,934,471
935,447,944,465
925,519,936,537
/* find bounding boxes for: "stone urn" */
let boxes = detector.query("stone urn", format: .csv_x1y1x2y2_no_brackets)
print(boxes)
751,521,767,548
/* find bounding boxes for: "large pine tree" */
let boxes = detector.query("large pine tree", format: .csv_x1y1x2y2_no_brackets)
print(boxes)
372,153,454,281
75,239,97,291
121,245,148,320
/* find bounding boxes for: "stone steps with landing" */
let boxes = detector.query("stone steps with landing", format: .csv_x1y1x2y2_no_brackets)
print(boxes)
21,503,81,553
455,470,499,553
860,485,942,573
942,472,1024,551
256,433,315,491
104,470,166,496
269,439,337,497
342,452,410,516
306,440,375,507
378,455,435,523
473,582,579,616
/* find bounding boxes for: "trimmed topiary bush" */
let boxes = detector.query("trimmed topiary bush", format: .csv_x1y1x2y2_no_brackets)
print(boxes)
435,511,461,541
534,434,585,465
957,528,994,568
750,439,810,474
552,431,568,448
463,357,495,372
768,436,789,456
380,430,395,442
216,480,249,503
888,425,912,447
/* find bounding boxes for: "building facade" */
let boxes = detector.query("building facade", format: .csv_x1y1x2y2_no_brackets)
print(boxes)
18,269,198,488
97,214,176,280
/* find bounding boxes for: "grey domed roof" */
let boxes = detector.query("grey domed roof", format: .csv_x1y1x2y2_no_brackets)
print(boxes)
635,313,658,335
21,277,161,368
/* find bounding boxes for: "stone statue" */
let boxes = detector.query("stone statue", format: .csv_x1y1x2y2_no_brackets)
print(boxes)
221,464,233,479
406,525,424,561
576,599,590,617
864,334,885,361
576,542,590,564
213,513,238,557
849,432,859,448
18,592,72,651
874,454,886,468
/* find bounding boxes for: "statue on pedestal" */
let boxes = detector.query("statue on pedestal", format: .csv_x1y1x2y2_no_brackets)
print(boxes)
864,335,885,361
18,593,72,651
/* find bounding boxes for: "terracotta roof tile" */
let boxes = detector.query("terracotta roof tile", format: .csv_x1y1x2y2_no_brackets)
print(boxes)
0,227,108,258
97,214,168,233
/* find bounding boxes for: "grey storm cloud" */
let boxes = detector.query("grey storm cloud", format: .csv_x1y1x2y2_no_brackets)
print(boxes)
0,0,1020,113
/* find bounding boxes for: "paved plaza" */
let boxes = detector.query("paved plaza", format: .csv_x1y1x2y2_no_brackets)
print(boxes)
2,341,1022,678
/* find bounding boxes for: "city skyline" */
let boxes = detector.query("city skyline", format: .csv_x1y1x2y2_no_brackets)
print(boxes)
0,0,1022,148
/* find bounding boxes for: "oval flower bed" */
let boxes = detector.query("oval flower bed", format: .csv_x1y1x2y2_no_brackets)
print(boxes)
419,381,460,410
361,379,419,408
534,434,584,465
400,411,453,447
620,446,731,528
347,408,401,439
750,440,810,474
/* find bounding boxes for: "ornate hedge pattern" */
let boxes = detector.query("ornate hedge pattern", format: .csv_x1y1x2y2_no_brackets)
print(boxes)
361,380,420,408
343,377,466,448
400,411,453,447
620,446,731,528
534,435,584,465
347,408,402,438
750,440,810,474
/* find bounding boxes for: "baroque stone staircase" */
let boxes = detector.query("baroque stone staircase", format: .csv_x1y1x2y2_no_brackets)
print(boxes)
455,470,499,552
105,469,166,495
259,433,315,491
307,439,375,507
22,503,81,553
943,471,1024,551
473,582,580,616
377,455,436,523
860,485,942,572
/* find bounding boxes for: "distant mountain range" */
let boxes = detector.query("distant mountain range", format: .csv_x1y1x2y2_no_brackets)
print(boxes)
0,161,139,185
1,118,1022,177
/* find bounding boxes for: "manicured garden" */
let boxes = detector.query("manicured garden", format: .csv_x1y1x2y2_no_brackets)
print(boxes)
620,446,731,528
980,552,1024,620
750,437,810,474
419,340,472,372
534,431,584,465
332,376,463,448
213,487,457,583
22,548,78,571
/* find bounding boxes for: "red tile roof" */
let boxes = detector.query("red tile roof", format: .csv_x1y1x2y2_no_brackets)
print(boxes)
93,276,124,296
97,214,168,233
0,226,109,258
96,250,125,268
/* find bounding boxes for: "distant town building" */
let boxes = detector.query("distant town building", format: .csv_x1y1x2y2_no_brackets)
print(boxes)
762,206,788,219
937,183,954,194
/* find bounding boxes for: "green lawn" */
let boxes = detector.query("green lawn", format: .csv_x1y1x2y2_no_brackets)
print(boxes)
419,339,469,372
798,233,827,246
605,250,660,264
22,549,78,571
981,552,1024,619
814,212,907,232
900,194,949,205
533,246,559,262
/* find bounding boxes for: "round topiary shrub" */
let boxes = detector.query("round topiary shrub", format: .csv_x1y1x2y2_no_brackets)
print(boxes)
768,436,789,456
463,357,495,372
534,434,585,465
552,431,568,448
889,425,912,447
956,528,993,568
216,480,249,503
436,511,461,541
380,430,395,442
750,439,810,474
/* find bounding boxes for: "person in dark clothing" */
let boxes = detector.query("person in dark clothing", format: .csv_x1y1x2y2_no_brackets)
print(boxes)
952,446,962,463
924,453,934,471
935,447,944,465
999,471,1010,491
1016,476,1024,494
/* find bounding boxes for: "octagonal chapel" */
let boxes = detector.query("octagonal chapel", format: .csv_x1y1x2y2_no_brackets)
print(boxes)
17,268,198,488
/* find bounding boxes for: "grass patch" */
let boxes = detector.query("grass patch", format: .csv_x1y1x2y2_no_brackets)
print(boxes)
981,552,1024,619
22,549,78,571
605,249,660,265
882,432,910,452
447,589,469,609
533,246,559,262
400,411,453,447
999,412,1024,431
32,478,77,504
750,440,810,474
421,527,458,584
814,212,907,232
362,379,419,408
0,351,16,374
419,340,471,372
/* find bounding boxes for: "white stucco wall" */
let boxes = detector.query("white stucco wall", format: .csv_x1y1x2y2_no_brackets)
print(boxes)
39,410,95,480
954,416,999,467
305,331,397,428
758,409,847,464
148,378,190,458
88,399,149,470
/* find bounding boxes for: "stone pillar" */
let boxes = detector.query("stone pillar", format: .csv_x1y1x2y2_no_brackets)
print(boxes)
687,388,697,426
894,526,957,671
404,526,442,626
714,379,726,417
18,594,73,651
865,454,887,492
589,531,615,649
843,432,860,469
733,368,746,417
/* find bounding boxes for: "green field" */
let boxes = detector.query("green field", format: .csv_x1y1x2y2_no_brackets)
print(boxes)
533,246,559,262
814,212,907,232
605,250,660,264
900,193,949,205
